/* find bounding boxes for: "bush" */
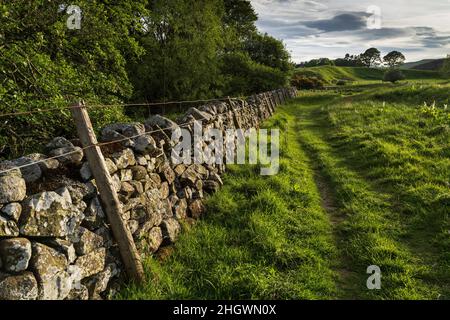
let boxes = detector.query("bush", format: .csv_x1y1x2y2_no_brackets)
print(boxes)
336,79,348,86
291,75,325,90
383,69,406,83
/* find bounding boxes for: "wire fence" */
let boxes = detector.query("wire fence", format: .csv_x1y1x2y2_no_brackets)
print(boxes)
0,99,265,176
0,96,245,119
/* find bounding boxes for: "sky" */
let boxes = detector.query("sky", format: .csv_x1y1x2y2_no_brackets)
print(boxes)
251,0,450,63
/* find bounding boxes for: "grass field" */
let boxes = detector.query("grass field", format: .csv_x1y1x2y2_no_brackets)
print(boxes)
295,66,443,85
118,81,450,300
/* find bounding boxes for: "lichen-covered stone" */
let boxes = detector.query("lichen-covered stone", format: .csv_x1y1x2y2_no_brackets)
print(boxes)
42,239,77,264
0,164,26,204
73,227,104,256
203,180,220,193
83,263,119,299
120,169,133,182
75,247,106,279
145,115,178,131
30,242,71,300
130,165,147,181
120,181,135,198
0,216,19,237
66,284,89,300
188,199,205,219
161,165,175,184
161,199,173,219
27,153,59,171
173,198,188,220
11,156,42,183
111,148,136,169
46,137,74,150
159,181,170,199
0,238,32,273
1,202,22,222
0,272,38,300
129,180,144,195
49,146,84,166
161,218,181,244
128,219,139,235
19,191,84,238
82,197,105,230
173,164,186,177
95,227,114,249
180,165,200,187
100,123,145,147
133,135,158,155
80,162,92,181
146,227,163,253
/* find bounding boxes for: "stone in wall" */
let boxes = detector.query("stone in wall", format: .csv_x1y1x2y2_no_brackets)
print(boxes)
19,191,84,238
0,238,32,273
0,271,39,300
29,242,72,300
0,164,26,205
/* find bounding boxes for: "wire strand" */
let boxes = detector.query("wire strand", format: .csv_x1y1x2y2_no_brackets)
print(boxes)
0,105,257,176
0,96,243,119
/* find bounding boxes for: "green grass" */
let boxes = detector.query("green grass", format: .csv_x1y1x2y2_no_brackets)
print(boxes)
118,102,339,300
295,66,442,85
292,89,450,299
118,82,450,300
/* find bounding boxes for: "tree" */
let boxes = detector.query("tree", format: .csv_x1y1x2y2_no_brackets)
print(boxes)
360,48,381,67
223,0,257,41
383,69,405,83
383,51,406,68
441,54,450,78
0,0,148,158
244,33,293,72
130,0,225,102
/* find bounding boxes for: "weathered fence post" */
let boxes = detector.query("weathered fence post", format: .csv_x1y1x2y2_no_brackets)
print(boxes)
71,101,145,283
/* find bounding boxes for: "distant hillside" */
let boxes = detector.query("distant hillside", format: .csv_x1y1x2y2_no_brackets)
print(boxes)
295,66,440,84
401,59,445,71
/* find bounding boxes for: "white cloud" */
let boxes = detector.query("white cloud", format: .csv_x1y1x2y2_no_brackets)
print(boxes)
251,0,450,62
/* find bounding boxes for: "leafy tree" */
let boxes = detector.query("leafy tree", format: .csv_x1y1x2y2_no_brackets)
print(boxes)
441,55,450,78
129,0,224,103
244,33,292,73
221,52,287,95
223,0,257,41
360,48,381,67
383,51,406,68
383,69,405,83
0,0,148,158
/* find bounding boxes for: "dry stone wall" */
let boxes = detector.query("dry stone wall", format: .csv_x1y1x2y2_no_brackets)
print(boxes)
0,88,297,300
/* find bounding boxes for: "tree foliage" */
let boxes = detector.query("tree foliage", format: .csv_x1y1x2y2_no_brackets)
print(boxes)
441,55,450,78
360,48,382,67
0,0,293,159
383,69,405,83
383,51,406,68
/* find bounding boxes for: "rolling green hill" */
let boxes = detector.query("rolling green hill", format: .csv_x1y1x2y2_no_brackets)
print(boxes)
401,59,444,71
295,66,441,84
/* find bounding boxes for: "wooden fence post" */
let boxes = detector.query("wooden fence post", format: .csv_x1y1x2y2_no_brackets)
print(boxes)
71,101,145,283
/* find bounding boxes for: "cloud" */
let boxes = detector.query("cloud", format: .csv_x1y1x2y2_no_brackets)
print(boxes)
251,0,450,62
304,12,369,32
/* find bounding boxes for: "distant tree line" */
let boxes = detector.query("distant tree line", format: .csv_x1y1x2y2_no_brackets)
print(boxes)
297,48,406,69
